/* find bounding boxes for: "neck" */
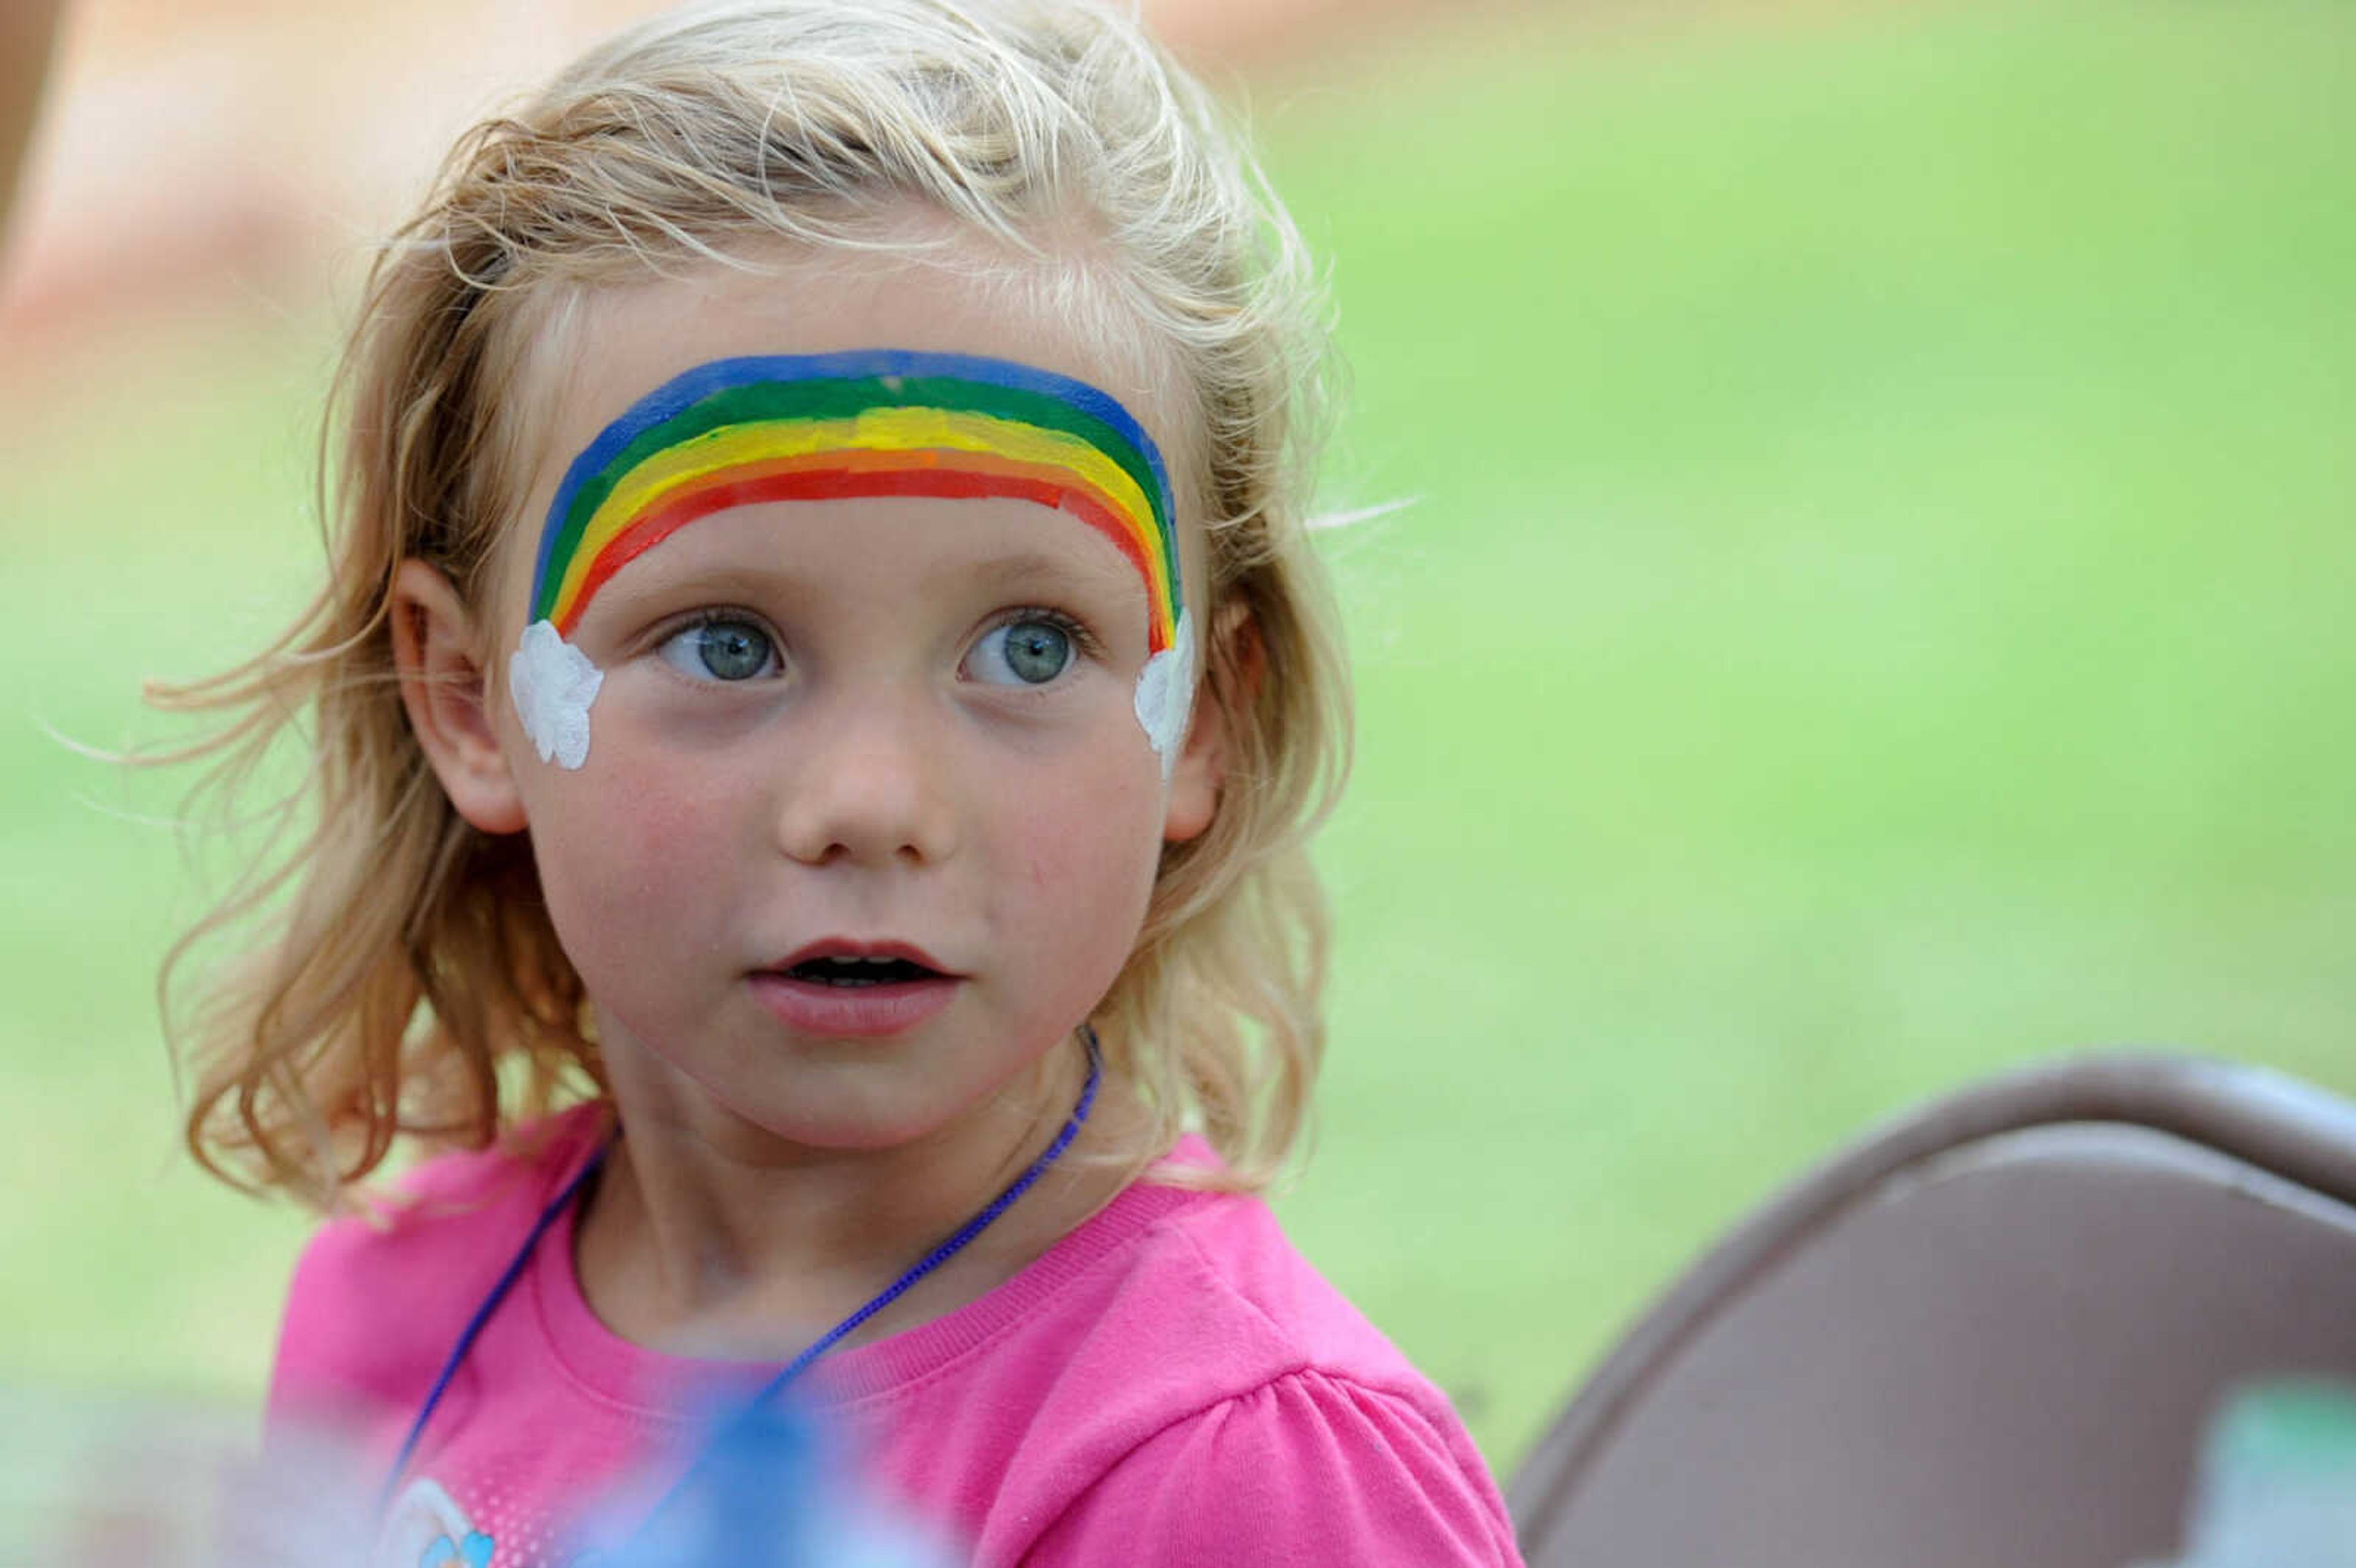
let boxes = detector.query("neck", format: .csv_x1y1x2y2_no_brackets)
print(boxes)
574,1031,1141,1361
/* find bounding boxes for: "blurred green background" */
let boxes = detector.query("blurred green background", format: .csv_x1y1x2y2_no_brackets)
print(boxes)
2,0,2351,1473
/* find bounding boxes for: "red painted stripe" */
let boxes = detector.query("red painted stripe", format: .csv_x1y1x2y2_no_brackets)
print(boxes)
556,458,1169,650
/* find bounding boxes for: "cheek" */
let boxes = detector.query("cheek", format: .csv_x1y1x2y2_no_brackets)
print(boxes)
523,751,743,945
997,747,1165,922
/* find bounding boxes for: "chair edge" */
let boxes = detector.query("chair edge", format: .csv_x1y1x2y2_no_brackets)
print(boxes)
1506,1048,2356,1548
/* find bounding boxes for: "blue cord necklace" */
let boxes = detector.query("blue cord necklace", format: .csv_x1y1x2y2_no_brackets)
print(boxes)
378,1026,1104,1531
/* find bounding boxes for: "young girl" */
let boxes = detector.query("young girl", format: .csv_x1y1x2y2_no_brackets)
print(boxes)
162,2,1523,1563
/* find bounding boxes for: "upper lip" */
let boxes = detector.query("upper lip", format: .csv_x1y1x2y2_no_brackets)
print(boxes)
765,938,958,976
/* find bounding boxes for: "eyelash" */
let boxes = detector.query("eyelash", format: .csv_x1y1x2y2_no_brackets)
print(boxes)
654,606,780,650
647,607,1104,664
981,605,1099,661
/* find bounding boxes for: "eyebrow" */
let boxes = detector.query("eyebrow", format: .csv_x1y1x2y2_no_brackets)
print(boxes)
601,545,1143,614
958,548,1145,601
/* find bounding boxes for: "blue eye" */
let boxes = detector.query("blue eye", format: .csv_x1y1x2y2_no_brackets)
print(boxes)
658,617,781,682
969,617,1074,686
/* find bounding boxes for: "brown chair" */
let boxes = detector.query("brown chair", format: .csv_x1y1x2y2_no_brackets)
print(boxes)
1507,1053,2356,1568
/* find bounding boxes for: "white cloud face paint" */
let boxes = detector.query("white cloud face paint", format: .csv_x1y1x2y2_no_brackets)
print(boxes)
1133,609,1197,780
509,620,604,770
516,350,1187,778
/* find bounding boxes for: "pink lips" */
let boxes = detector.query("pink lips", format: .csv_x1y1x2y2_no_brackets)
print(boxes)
749,939,961,1039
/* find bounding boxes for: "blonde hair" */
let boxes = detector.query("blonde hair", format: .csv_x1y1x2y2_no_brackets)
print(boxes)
158,0,1349,1209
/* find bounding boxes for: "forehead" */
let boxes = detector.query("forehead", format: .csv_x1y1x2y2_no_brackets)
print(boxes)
514,249,1190,536
498,249,1196,637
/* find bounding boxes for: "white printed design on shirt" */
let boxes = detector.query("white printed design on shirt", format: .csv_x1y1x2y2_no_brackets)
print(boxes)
375,1478,496,1568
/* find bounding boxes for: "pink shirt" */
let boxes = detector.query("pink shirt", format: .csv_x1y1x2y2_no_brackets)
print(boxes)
269,1108,1524,1566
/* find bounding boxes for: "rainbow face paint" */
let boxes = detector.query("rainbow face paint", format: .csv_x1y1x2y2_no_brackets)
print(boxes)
508,350,1193,774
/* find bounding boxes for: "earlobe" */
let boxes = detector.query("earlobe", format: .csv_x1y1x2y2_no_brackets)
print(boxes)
1162,604,1263,845
391,558,529,836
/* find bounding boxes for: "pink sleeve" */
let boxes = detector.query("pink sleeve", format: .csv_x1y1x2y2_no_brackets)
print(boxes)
1022,1371,1524,1567
264,1113,595,1440
266,1212,437,1442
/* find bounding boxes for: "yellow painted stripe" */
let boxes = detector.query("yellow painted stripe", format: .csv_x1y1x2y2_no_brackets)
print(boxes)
550,409,1165,623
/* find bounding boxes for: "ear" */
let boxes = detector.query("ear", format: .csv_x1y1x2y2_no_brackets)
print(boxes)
1163,602,1265,845
391,558,529,836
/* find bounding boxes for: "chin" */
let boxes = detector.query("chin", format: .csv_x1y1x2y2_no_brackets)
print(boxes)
734,1088,974,1155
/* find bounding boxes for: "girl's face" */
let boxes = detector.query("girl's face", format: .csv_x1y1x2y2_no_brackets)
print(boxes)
463,250,1219,1155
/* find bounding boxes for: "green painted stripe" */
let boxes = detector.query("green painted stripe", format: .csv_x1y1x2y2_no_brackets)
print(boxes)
537,377,1174,623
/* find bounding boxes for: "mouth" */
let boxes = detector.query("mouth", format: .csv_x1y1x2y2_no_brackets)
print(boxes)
750,941,961,1038
776,954,944,989
765,940,956,985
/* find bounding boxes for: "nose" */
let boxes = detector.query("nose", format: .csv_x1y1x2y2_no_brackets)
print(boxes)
772,686,960,867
